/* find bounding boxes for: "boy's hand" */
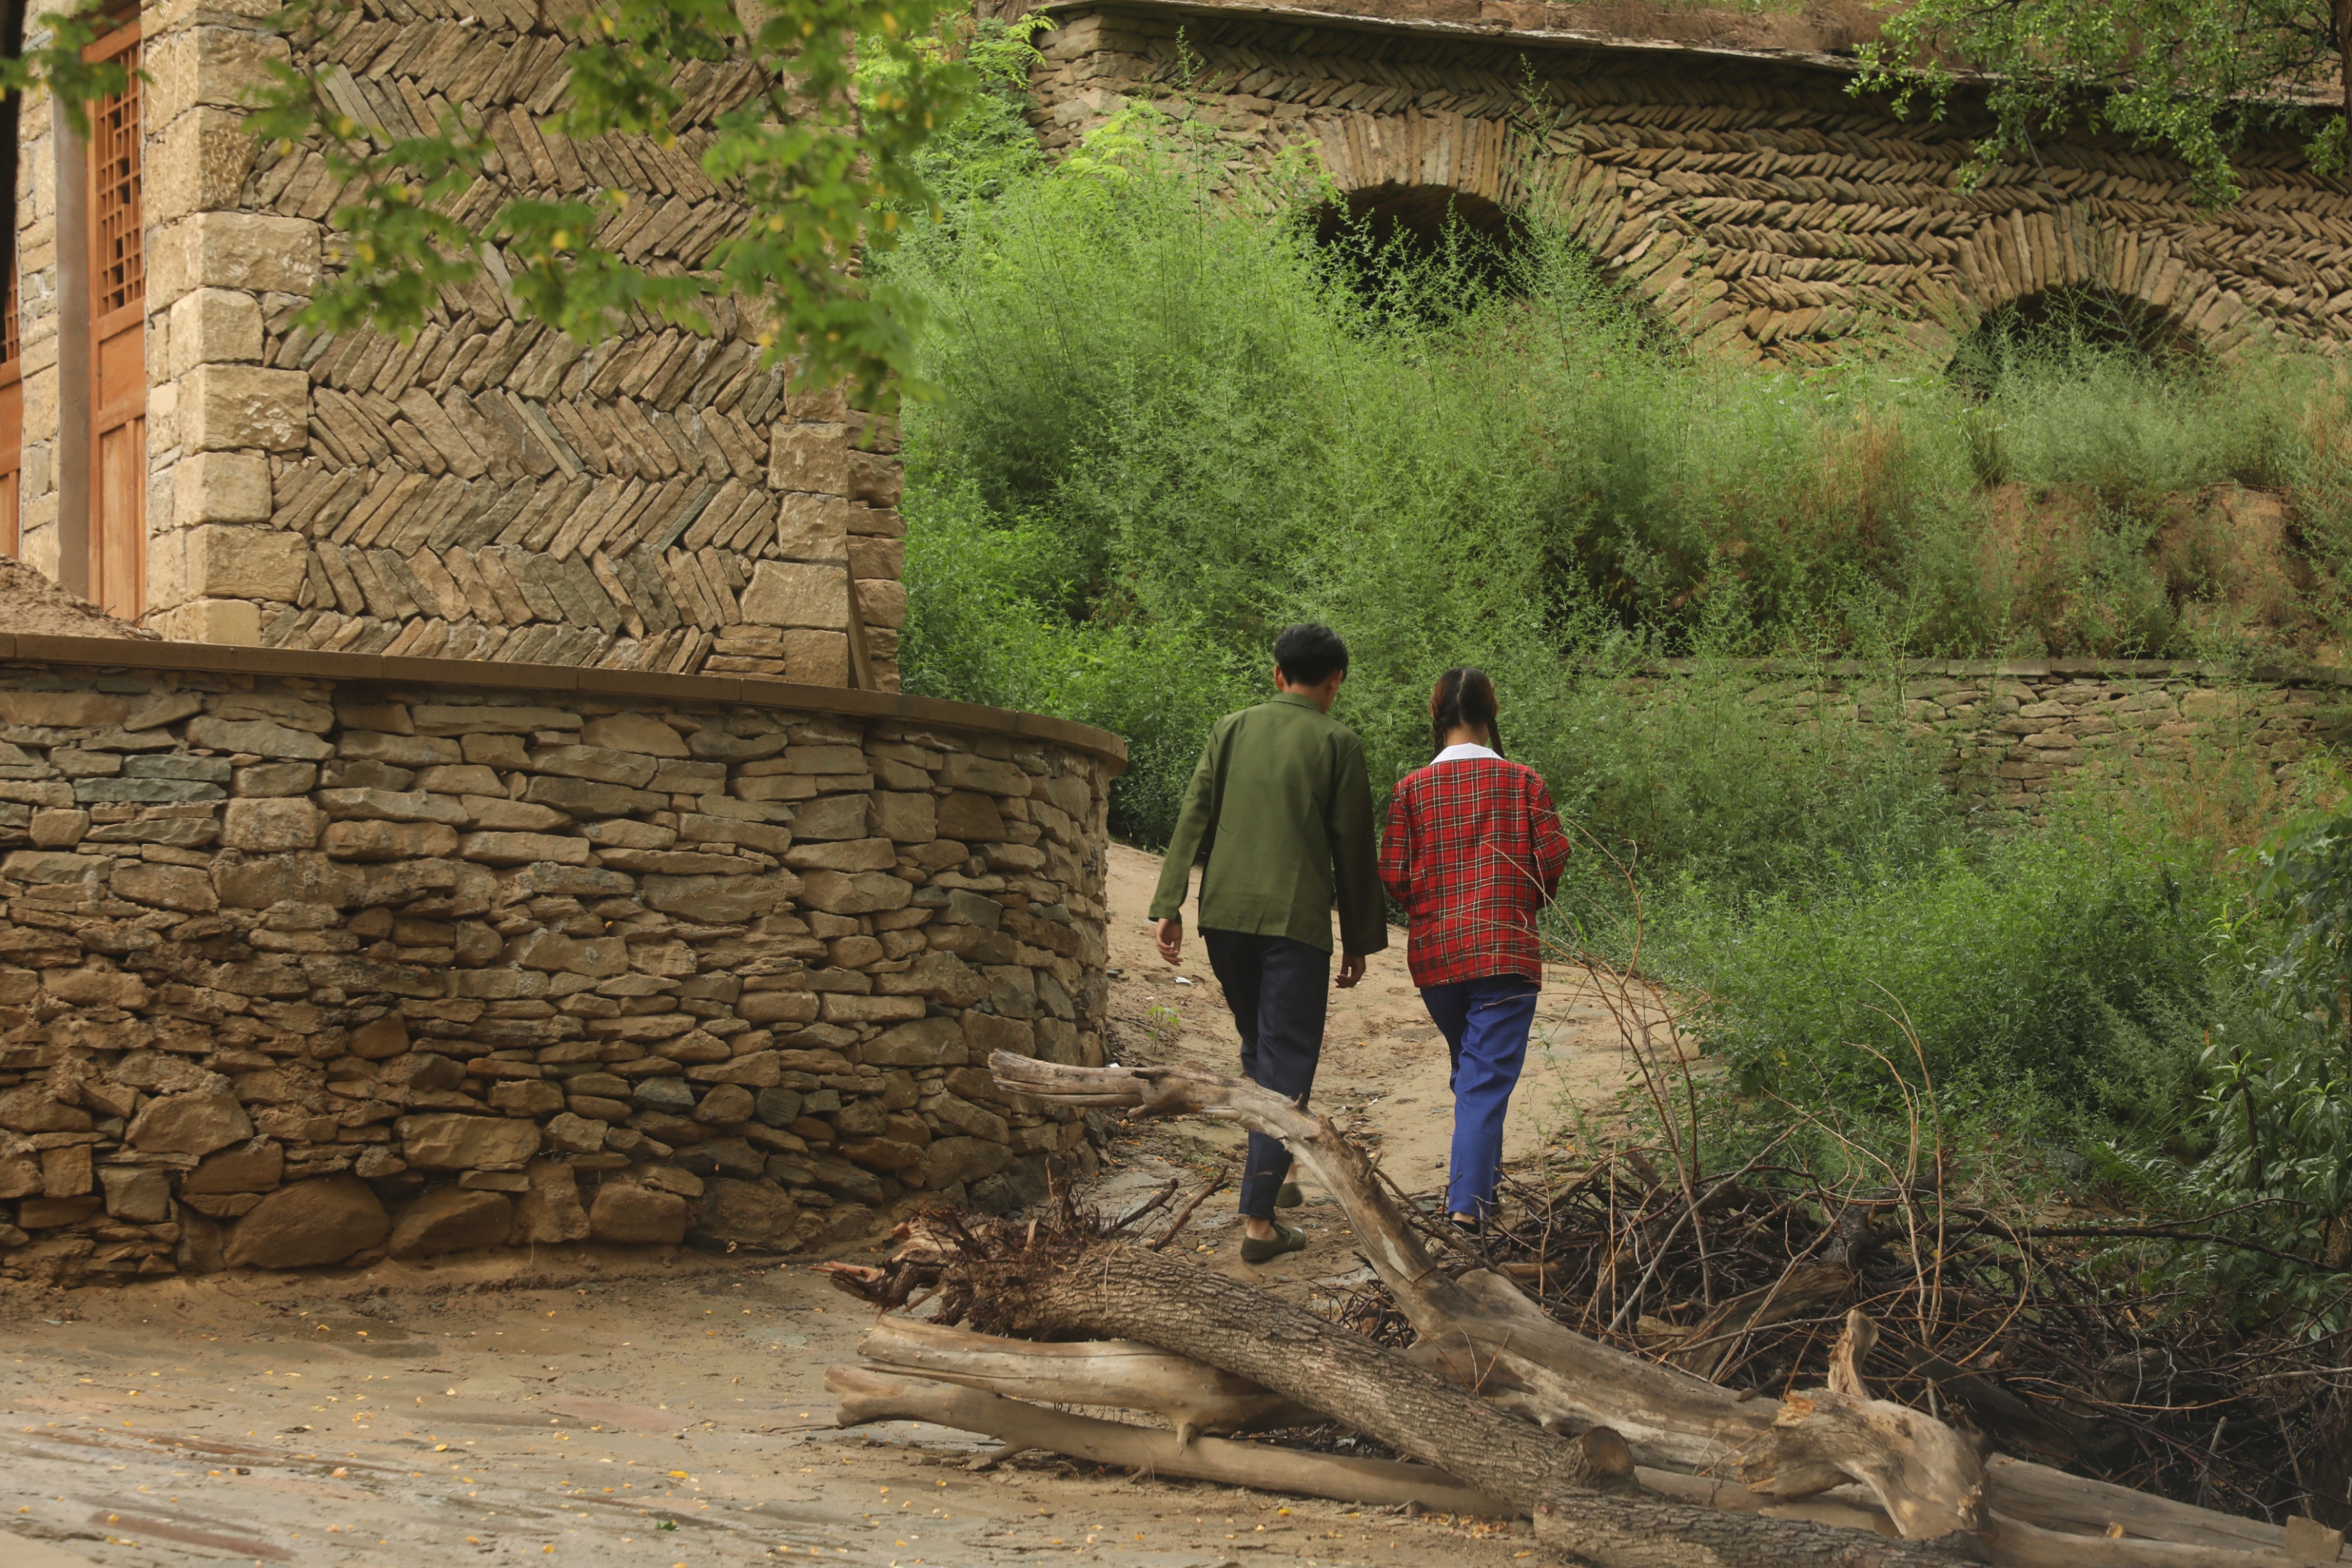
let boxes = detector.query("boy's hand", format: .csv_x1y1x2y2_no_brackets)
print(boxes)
1154,917,1184,965
1337,951,1366,989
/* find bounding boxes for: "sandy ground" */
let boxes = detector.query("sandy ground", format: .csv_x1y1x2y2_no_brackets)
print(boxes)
1,843,1655,1568
0,556,155,640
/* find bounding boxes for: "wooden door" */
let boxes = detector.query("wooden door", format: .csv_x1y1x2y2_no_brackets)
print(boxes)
86,19,142,618
0,256,20,559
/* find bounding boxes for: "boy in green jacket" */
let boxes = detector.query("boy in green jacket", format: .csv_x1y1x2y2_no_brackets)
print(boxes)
1148,624,1387,1263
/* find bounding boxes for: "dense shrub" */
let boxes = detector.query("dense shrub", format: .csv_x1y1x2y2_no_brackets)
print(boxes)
1654,804,2220,1133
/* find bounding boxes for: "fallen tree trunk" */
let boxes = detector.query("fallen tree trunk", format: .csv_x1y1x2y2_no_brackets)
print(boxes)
988,1055,1977,1538
828,1367,1512,1515
863,1316,1909,1536
1979,1459,2290,1557
991,1053,1775,1468
1980,1514,2297,1568
832,1367,2005,1568
1530,1493,1990,1568
985,1055,2295,1558
856,1318,1321,1440
879,1228,1634,1515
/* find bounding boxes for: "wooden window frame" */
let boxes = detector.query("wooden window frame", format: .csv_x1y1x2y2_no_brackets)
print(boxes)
0,0,23,559
84,14,143,618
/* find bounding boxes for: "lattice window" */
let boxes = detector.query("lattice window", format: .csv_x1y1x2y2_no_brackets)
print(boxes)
91,48,140,318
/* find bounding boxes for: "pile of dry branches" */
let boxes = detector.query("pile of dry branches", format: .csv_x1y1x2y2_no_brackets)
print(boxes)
819,1052,2343,1567
1340,1155,2352,1527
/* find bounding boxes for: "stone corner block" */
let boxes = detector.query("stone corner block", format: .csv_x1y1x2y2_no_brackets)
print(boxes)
181,363,309,453
769,420,849,494
172,451,274,526
739,560,849,631
148,597,262,645
183,524,305,602
167,287,266,380
151,211,321,308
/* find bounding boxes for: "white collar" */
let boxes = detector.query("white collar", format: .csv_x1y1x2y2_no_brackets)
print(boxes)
1433,743,1501,763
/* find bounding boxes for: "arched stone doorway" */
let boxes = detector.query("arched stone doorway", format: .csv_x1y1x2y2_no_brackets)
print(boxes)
1315,182,1521,253
1948,282,2204,391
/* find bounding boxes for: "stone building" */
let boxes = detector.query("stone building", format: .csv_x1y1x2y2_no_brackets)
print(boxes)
1012,0,2352,368
1,0,907,688
0,1,1132,1282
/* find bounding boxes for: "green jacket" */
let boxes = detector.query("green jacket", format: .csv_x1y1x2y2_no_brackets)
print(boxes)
1148,693,1389,956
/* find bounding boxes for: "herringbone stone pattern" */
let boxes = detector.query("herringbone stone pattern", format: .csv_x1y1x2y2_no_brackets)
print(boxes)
1025,2,2352,368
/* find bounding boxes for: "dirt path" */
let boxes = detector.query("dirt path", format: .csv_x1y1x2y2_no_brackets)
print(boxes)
1088,843,1650,1299
1,844,1650,1568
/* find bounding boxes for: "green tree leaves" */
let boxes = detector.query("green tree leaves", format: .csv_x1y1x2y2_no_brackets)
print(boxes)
234,0,973,402
1854,0,2351,201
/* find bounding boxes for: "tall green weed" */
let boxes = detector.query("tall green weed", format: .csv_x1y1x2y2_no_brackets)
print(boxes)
886,110,2352,842
1657,799,2218,1134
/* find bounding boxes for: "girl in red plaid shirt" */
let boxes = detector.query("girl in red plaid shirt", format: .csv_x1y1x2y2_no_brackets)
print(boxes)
1379,668,1572,1228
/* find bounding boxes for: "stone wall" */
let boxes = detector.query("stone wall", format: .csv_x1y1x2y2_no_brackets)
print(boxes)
0,633,1123,1286
1020,0,2352,367
1630,658,2351,816
15,0,906,684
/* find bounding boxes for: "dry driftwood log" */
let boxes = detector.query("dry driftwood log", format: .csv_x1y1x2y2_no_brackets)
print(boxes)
866,1225,1638,1516
989,1053,1983,1538
1531,1493,1990,1568
844,1320,2303,1566
862,1315,1912,1536
828,1365,1512,1514
856,1318,1321,1440
984,1054,2298,1559
831,1305,2004,1567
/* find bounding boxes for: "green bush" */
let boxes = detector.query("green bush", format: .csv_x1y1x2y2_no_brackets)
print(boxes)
1654,802,2221,1134
900,482,1254,841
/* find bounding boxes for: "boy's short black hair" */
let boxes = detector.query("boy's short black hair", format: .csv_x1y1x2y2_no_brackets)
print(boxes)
1274,623,1349,686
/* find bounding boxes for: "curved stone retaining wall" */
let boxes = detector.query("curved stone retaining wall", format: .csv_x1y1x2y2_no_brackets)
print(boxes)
0,634,1124,1286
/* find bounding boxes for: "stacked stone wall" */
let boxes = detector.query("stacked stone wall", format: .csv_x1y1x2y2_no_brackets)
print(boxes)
1629,659,2351,816
0,635,1122,1286
1022,1,2352,368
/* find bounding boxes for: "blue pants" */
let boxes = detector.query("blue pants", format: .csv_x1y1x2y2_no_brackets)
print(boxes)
1201,929,1328,1220
1420,975,1540,1222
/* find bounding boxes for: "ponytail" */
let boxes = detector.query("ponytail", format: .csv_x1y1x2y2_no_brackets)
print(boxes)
1429,667,1503,757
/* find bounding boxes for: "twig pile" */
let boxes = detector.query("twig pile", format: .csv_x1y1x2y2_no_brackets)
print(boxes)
1330,1153,2352,1526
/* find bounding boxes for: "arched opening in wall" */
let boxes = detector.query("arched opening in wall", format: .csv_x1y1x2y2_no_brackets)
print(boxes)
1949,283,2202,397
1312,183,1527,319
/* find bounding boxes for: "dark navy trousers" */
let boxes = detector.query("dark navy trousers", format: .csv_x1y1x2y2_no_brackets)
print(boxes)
1201,929,1328,1220
1421,975,1540,1221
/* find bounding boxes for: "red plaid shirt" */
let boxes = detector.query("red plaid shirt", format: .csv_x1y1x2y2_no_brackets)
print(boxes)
1379,755,1572,987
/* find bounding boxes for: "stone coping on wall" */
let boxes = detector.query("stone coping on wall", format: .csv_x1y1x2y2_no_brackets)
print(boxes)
0,636,1129,773
1030,0,1892,76
1031,0,2345,108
